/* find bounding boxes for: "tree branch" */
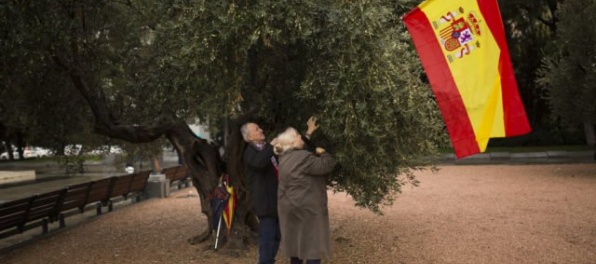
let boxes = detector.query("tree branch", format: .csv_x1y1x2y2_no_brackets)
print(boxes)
53,55,178,143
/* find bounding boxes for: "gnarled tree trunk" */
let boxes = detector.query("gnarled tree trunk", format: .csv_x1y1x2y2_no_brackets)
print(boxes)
66,69,258,252
583,121,595,147
167,121,258,251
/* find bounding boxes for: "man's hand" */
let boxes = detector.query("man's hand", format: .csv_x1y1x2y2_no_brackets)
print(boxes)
306,116,319,137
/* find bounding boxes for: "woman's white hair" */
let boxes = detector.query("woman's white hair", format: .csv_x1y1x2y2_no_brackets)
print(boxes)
273,127,299,155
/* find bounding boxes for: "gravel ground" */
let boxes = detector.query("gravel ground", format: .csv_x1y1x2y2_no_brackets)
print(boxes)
1,163,595,264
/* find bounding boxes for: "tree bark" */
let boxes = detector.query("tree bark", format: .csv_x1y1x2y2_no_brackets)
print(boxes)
583,121,595,147
166,122,222,244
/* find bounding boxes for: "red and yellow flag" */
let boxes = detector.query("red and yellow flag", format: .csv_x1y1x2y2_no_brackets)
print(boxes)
403,0,531,158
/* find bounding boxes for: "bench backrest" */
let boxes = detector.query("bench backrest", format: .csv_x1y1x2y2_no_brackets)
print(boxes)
107,174,135,199
162,166,179,181
24,189,66,223
60,182,93,212
85,178,113,205
129,170,151,193
172,166,189,181
0,196,35,232
163,165,190,184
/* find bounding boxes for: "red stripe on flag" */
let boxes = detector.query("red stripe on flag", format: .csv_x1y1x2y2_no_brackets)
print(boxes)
477,0,531,136
404,7,480,158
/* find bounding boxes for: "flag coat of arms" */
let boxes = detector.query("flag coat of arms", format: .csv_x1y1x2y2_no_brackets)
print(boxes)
403,0,531,158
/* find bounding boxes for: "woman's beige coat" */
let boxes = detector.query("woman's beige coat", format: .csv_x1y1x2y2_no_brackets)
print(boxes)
277,149,336,260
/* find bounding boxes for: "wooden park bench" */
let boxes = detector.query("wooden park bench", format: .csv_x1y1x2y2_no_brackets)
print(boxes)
127,170,151,202
103,174,135,212
83,177,113,215
103,170,150,212
54,178,112,227
53,171,150,229
161,166,179,184
55,181,93,228
0,189,66,239
0,171,153,239
0,196,36,239
162,166,191,189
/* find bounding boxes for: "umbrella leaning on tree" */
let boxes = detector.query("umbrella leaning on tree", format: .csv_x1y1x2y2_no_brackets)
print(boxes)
222,174,236,236
209,175,231,250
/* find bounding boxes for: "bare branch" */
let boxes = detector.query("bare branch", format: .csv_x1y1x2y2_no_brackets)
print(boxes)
53,55,178,143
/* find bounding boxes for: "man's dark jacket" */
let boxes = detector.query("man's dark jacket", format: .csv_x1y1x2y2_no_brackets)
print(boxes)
243,142,278,218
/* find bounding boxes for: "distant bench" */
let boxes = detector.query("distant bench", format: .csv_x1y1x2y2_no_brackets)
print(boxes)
162,165,191,189
56,170,152,226
0,170,152,239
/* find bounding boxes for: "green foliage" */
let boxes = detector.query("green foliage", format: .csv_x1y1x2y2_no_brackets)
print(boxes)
1,1,118,149
537,0,596,126
54,153,87,176
290,1,444,210
166,0,445,211
497,0,562,146
1,0,445,212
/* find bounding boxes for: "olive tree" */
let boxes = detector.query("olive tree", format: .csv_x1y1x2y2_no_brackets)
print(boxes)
1,0,444,250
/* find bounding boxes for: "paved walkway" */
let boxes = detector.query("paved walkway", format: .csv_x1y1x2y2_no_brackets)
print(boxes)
0,155,181,203
442,150,595,164
0,175,110,203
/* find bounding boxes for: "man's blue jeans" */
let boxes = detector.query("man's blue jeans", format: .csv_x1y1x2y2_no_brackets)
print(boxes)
257,217,281,264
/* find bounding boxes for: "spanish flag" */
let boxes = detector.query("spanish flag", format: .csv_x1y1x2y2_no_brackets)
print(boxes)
403,0,531,158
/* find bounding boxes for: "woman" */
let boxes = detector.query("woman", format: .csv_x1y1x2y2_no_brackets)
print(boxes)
273,127,336,264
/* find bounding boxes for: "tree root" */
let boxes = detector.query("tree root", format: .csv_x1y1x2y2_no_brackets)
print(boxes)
187,229,212,245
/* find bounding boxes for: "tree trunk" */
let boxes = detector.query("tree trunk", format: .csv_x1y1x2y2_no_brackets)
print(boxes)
221,118,260,251
65,70,258,252
583,121,595,147
15,130,25,160
166,121,258,251
166,122,221,244
6,141,15,160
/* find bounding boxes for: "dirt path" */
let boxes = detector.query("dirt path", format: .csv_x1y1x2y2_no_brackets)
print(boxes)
1,163,595,264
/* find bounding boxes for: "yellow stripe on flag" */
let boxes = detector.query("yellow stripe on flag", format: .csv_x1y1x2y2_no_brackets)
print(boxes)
420,0,504,152
404,0,531,158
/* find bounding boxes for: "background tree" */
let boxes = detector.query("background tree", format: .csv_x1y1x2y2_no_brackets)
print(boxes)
1,0,444,251
0,1,99,159
537,0,596,146
496,0,569,146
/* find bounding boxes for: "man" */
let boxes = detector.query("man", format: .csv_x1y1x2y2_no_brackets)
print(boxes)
242,118,320,263
242,122,281,264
